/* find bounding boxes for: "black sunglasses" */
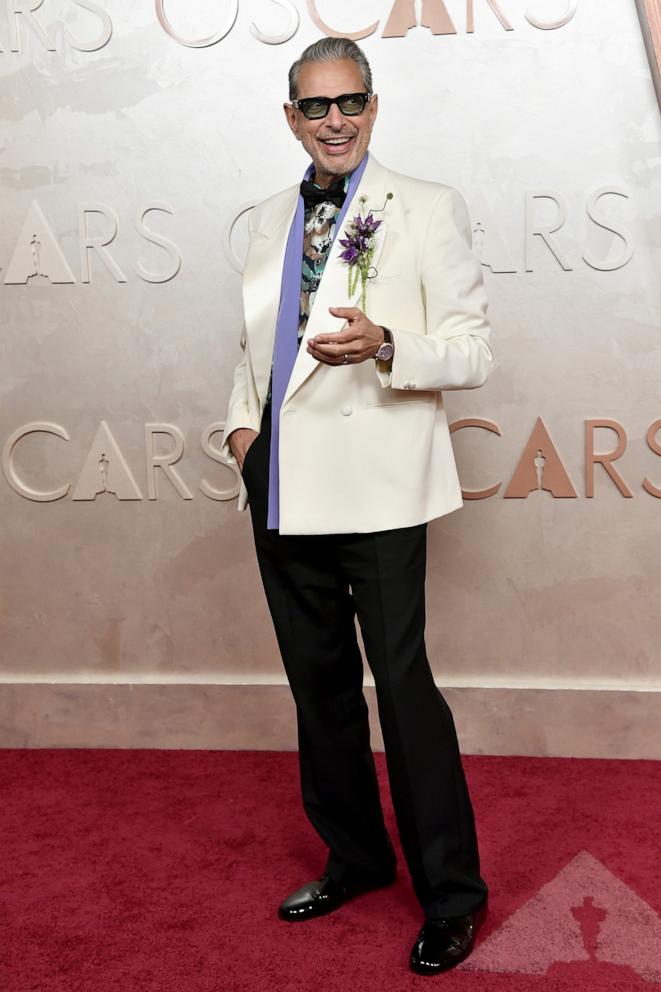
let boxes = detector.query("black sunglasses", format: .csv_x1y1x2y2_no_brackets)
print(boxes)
291,92,372,121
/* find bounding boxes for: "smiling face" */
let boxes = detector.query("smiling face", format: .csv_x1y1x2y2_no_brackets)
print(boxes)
283,58,378,188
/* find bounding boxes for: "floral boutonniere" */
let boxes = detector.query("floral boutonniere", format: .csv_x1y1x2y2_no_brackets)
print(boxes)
338,192,394,313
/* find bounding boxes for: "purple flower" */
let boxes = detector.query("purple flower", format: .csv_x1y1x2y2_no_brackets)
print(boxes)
339,244,358,262
353,212,382,236
338,193,394,311
339,207,385,269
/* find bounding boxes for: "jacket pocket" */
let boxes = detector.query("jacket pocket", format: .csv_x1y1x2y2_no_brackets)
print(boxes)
240,433,261,476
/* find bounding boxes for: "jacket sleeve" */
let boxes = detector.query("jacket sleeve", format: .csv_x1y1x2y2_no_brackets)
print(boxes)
220,204,264,465
375,186,493,392
220,320,254,466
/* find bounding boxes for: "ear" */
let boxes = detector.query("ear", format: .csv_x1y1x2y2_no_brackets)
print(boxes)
368,93,379,126
283,102,301,141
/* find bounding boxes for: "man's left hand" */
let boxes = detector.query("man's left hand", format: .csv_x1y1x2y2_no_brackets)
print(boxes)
307,307,384,365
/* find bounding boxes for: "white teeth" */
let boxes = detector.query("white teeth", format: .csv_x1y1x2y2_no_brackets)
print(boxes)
322,137,351,145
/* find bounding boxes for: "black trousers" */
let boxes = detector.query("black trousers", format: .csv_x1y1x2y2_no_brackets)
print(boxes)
240,401,488,918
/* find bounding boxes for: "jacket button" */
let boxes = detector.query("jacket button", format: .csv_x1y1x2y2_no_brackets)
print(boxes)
341,405,353,416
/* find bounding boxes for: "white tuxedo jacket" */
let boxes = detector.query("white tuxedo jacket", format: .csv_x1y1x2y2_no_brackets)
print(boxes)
221,153,493,535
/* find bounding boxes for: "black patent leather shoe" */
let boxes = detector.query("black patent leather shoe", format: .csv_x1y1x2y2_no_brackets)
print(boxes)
409,900,487,975
278,871,395,922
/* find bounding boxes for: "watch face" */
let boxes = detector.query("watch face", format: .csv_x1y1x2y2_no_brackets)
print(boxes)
377,343,394,361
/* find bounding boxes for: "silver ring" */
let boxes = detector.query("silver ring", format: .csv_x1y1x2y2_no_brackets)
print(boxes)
343,353,349,364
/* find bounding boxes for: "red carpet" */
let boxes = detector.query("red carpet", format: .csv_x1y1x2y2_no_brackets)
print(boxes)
0,750,659,991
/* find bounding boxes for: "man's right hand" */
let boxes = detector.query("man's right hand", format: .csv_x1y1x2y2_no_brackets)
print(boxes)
228,427,259,473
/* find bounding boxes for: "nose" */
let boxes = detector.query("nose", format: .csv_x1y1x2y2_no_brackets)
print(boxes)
325,101,346,128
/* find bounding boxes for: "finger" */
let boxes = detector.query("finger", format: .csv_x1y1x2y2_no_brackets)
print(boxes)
306,354,344,365
309,328,361,346
308,341,357,358
329,306,362,319
306,344,346,364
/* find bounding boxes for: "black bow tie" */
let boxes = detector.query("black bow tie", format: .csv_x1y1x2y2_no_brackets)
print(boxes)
300,175,347,210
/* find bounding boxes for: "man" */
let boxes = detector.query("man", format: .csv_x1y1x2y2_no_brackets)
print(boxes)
221,37,493,976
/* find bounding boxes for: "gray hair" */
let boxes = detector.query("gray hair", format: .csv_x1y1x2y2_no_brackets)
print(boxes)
288,37,373,101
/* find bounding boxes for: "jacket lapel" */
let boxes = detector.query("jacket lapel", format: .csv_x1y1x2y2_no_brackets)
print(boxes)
242,154,392,407
282,153,391,406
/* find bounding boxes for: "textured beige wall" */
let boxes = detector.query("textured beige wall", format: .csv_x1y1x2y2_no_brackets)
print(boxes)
0,2,660,754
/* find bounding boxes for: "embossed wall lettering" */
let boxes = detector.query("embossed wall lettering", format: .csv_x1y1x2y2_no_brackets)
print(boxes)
154,0,238,48
3,422,70,501
3,418,660,502
525,189,632,273
224,189,635,277
448,419,502,499
585,420,634,499
78,204,127,284
504,418,578,498
71,422,142,501
250,0,299,45
306,0,379,40
144,423,193,501
0,0,589,56
3,202,181,285
306,0,575,41
134,205,182,283
150,0,581,48
525,1,579,31
0,0,112,52
8,0,659,62
449,417,661,500
5,202,77,284
2,421,239,502
643,419,661,498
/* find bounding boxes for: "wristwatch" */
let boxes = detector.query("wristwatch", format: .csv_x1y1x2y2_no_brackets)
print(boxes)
374,326,394,363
